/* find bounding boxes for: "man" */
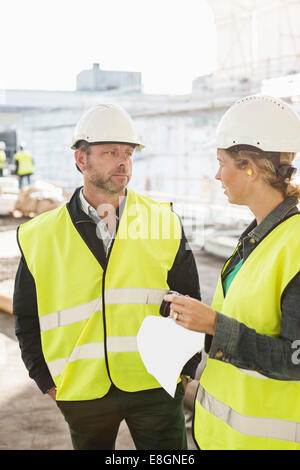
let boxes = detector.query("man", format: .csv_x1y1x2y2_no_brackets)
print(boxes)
13,144,34,188
0,141,6,176
13,104,201,450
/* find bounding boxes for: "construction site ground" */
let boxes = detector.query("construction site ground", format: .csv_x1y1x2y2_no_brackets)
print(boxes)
0,214,224,451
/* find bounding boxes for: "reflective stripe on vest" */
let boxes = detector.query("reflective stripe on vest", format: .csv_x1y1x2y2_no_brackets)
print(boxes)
196,384,300,444
194,215,300,450
39,288,168,332
18,188,181,400
47,336,139,376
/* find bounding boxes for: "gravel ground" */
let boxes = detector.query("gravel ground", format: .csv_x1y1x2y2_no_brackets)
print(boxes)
0,257,20,283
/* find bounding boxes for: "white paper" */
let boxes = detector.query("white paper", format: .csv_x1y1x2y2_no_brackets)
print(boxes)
137,316,204,397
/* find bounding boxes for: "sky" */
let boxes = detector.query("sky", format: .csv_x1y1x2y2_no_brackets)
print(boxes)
1,0,216,94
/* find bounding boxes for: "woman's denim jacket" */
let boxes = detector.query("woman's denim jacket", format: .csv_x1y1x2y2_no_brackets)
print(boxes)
206,197,300,381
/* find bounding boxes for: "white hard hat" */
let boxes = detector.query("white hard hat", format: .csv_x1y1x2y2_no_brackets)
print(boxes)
216,95,300,153
0,141,6,150
71,103,144,150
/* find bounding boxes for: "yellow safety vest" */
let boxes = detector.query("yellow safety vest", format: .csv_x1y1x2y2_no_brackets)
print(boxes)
18,189,181,401
194,215,300,450
14,150,34,175
0,150,6,170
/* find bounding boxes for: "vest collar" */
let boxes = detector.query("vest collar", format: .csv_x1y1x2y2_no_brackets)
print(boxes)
240,197,298,243
67,186,127,224
67,187,92,223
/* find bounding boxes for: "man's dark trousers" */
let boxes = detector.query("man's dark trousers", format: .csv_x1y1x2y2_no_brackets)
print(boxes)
56,383,187,450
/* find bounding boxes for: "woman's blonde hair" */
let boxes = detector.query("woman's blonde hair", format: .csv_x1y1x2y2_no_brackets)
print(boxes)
226,145,300,202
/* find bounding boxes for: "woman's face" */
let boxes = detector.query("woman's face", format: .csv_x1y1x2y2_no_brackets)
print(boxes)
215,149,250,205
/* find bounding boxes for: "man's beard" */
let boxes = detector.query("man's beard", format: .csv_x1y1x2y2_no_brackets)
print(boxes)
86,163,130,194
89,176,129,193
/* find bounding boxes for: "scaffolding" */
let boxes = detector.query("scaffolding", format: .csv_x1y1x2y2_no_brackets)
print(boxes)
207,0,300,88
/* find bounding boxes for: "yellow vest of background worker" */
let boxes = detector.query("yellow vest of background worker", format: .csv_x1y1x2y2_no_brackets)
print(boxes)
194,215,300,450
0,150,6,170
17,189,181,401
14,150,34,175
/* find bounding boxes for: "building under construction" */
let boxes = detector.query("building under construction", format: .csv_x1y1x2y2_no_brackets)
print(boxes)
0,0,300,232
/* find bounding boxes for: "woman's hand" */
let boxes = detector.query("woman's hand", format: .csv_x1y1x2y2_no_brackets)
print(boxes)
164,294,217,335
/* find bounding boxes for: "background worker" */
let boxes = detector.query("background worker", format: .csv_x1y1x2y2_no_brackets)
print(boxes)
13,144,34,188
165,95,300,450
0,141,7,176
13,103,201,450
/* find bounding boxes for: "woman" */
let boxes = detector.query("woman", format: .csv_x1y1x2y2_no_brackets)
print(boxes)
164,95,300,450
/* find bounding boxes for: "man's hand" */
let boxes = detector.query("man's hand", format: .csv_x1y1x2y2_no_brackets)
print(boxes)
180,375,189,391
47,386,57,402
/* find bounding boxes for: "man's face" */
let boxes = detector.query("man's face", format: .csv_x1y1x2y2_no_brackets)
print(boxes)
77,143,134,194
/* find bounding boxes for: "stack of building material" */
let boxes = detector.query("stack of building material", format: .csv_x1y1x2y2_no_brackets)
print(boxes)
13,180,69,217
0,178,69,217
0,177,19,216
